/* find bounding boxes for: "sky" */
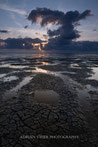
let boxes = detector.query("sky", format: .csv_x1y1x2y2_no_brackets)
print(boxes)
0,0,98,41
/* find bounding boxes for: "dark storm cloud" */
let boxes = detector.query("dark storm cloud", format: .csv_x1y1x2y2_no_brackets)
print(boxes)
93,29,97,32
35,32,40,35
0,38,42,49
28,8,64,26
0,38,98,53
0,29,9,33
43,34,48,39
28,8,92,46
24,25,28,29
78,10,92,20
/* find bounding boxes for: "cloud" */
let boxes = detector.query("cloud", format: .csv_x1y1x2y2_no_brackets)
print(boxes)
0,29,9,33
24,25,28,29
0,3,26,15
43,34,48,39
28,8,92,47
0,37,43,49
93,29,97,32
0,37,98,53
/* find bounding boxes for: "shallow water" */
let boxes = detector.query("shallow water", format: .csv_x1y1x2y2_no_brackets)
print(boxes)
0,74,6,78
0,63,29,69
3,76,18,82
88,67,98,81
70,63,81,69
33,90,60,106
0,50,98,98
86,84,98,92
11,76,33,92
3,76,33,100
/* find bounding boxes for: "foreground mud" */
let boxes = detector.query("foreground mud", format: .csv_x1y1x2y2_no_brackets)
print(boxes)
0,55,98,146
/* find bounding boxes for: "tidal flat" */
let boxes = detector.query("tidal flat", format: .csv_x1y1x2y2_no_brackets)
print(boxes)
0,52,98,146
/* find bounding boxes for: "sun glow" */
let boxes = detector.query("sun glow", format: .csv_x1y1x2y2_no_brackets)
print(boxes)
0,42,6,46
22,43,25,46
32,41,48,52
38,45,44,52
21,41,48,52
38,45,42,51
42,44,45,48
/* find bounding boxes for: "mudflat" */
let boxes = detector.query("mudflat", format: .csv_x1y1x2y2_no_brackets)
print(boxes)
0,54,98,146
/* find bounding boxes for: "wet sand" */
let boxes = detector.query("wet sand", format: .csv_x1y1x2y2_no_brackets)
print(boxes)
0,54,98,146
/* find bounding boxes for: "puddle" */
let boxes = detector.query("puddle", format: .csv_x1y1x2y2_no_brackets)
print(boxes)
41,62,49,65
88,67,98,81
33,90,60,106
0,74,6,78
61,71,76,74
0,64,9,68
33,67,65,78
9,65,29,69
3,76,18,82
70,63,81,69
77,88,89,100
33,67,76,79
3,76,33,100
86,84,98,92
11,76,33,92
34,67,50,74
36,60,60,66
0,63,29,69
